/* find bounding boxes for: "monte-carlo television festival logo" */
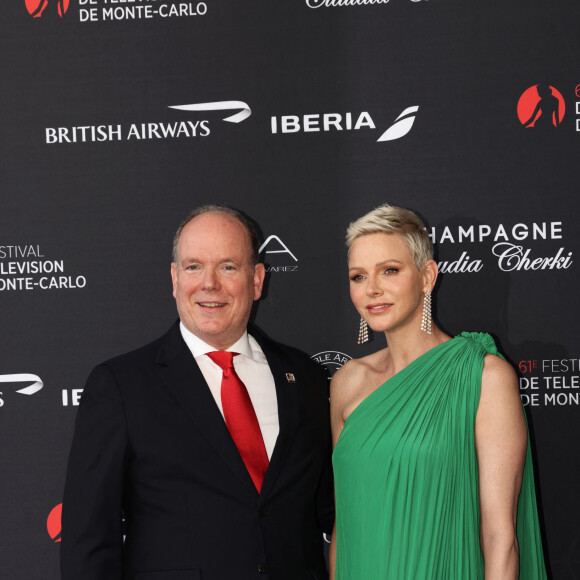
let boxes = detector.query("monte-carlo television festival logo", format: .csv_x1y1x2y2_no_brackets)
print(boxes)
25,0,69,18
517,84,565,128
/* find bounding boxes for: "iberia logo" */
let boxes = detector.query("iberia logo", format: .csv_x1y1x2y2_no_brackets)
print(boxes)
25,0,69,18
47,503,62,543
517,85,565,128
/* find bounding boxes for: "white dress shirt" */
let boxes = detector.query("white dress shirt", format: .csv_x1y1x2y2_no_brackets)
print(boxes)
179,322,279,459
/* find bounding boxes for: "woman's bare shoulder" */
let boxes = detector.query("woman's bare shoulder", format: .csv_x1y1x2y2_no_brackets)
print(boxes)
331,350,386,402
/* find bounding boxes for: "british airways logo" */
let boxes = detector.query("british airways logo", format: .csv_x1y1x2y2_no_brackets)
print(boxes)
0,374,43,407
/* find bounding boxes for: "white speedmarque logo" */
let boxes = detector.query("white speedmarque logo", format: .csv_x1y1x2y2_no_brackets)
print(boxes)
0,374,44,395
377,106,419,141
168,101,252,123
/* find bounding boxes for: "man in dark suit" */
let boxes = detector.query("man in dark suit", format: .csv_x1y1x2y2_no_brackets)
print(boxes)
61,205,334,580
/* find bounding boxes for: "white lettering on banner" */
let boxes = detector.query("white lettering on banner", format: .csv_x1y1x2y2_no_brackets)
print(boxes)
62,389,84,407
0,245,44,259
492,243,572,272
519,358,580,408
265,266,298,272
544,393,579,405
0,261,63,275
0,276,87,291
437,252,483,274
46,121,211,144
306,0,391,8
427,222,563,244
542,359,580,372
270,106,419,142
46,125,122,144
427,220,573,275
271,112,375,134
0,245,88,293
102,5,154,19
126,121,210,139
79,0,208,22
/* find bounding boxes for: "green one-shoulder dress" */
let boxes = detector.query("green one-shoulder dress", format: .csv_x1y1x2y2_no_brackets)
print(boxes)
332,333,547,579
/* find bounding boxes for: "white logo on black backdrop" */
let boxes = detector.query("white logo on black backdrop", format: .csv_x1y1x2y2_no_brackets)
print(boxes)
519,358,580,408
260,236,298,273
305,0,427,8
271,106,419,142
0,245,87,291
169,101,251,123
429,221,573,274
45,101,250,144
575,85,580,131
312,351,352,380
62,389,84,407
78,0,207,23
0,374,43,407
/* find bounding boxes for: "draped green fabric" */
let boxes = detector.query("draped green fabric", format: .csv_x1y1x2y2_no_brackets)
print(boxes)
333,333,547,579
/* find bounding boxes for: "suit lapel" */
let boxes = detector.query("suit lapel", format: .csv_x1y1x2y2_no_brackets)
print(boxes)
256,334,301,498
155,323,257,495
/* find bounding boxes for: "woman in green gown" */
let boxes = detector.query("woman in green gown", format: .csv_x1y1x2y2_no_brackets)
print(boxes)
330,204,547,579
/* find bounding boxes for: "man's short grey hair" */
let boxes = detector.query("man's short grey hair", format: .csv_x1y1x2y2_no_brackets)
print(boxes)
172,205,261,266
346,203,433,270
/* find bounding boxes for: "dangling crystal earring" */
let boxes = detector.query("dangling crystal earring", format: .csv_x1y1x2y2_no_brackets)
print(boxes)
357,317,369,344
421,290,432,334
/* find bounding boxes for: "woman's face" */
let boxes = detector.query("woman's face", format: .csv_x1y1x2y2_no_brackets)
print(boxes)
348,232,428,335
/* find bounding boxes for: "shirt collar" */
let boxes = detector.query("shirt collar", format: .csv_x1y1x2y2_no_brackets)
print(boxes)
179,321,253,359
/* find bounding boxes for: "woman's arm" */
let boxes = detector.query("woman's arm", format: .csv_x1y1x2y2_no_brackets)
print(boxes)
328,360,360,580
475,354,527,580
329,521,337,580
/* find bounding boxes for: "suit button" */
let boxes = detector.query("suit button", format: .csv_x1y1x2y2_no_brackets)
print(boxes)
258,508,266,518
258,563,267,574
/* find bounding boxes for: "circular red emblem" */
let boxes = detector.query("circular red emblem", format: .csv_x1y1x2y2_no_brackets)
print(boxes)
25,0,70,18
517,85,565,127
47,503,62,543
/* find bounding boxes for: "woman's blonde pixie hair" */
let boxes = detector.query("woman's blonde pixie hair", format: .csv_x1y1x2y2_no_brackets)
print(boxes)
346,204,434,270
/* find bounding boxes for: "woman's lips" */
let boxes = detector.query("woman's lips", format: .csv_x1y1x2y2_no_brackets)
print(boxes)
366,303,392,313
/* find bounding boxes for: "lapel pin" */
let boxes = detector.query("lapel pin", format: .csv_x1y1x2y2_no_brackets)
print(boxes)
285,373,296,383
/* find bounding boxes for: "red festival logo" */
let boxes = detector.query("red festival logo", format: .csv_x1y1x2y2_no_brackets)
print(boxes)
47,503,62,543
25,0,70,18
517,85,565,128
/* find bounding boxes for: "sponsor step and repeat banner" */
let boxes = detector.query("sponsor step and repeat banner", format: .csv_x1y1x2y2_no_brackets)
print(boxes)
1,0,579,578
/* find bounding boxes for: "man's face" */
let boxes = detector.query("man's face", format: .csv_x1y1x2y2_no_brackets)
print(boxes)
171,212,265,350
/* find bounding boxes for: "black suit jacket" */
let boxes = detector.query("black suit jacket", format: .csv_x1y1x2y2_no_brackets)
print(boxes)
61,322,334,580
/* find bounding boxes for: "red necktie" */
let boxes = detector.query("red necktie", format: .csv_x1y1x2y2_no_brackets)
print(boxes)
207,351,269,492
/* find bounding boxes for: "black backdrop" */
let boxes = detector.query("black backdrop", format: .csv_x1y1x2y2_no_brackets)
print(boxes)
1,1,579,578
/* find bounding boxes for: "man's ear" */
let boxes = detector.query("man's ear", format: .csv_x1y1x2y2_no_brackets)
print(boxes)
253,263,266,300
171,262,178,299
